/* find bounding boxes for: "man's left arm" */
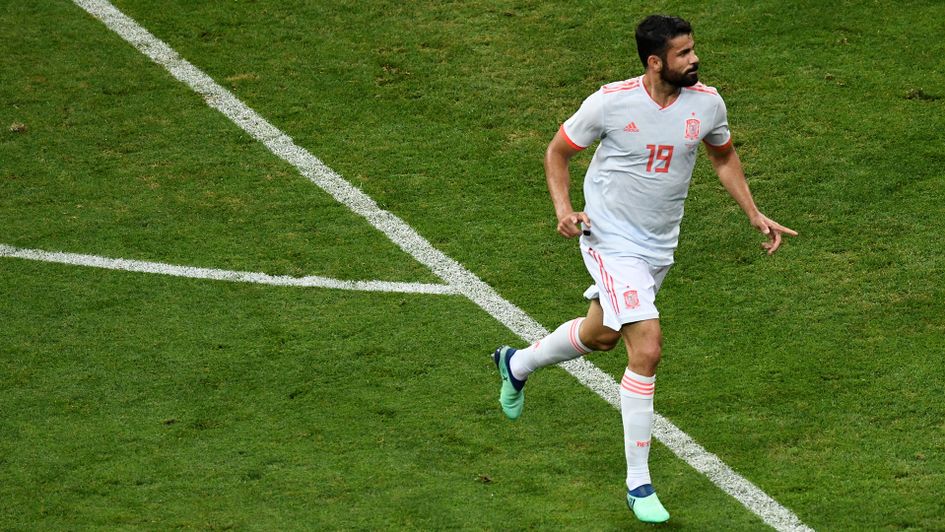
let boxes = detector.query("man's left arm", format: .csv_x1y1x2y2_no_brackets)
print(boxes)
705,144,798,255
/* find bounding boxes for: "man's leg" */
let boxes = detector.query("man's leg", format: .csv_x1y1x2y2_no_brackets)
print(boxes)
511,299,619,380
619,318,670,523
494,300,620,420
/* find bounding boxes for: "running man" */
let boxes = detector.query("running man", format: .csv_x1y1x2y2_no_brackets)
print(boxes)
493,14,797,523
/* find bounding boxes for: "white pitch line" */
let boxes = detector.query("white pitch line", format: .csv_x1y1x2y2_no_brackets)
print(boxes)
71,2,812,530
0,243,457,295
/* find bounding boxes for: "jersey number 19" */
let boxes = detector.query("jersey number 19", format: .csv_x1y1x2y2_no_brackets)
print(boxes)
646,144,674,173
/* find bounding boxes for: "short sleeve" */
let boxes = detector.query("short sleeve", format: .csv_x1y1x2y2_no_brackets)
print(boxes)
561,89,604,150
703,97,732,152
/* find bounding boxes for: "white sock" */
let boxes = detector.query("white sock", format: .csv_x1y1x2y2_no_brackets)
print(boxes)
509,318,591,381
620,368,656,491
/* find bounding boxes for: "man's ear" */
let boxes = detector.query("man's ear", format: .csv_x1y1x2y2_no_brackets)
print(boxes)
646,54,663,73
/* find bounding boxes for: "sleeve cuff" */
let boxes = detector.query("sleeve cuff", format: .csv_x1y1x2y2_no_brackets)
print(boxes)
559,124,587,151
704,137,733,153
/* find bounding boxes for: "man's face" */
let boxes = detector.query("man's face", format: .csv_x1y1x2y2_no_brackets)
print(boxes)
658,34,700,87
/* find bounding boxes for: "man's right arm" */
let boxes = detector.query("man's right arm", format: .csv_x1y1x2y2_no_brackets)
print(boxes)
545,128,589,238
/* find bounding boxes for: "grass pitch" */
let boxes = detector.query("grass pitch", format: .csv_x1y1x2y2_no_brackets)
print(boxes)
2,0,945,529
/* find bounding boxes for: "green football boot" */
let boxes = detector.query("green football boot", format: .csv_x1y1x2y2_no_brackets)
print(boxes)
493,346,525,420
626,485,670,524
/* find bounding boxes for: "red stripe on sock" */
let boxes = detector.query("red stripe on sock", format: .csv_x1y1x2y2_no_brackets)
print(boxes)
621,376,655,390
621,375,655,396
621,382,655,396
569,318,590,354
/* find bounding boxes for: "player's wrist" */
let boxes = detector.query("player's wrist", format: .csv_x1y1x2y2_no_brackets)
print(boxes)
745,207,763,221
555,208,577,221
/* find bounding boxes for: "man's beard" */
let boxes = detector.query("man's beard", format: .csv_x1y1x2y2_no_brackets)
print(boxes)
661,65,699,88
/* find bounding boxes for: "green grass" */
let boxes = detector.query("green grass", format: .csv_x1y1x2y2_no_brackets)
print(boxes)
3,0,945,529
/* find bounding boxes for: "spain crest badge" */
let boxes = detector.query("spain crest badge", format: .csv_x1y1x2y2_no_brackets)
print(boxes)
684,117,701,140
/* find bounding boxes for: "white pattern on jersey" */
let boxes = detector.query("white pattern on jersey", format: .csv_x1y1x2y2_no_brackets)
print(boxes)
562,76,731,266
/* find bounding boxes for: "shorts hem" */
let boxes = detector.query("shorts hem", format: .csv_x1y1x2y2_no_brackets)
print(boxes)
603,312,660,332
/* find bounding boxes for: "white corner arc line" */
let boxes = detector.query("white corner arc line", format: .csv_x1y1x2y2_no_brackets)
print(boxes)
0,244,457,295
71,2,812,530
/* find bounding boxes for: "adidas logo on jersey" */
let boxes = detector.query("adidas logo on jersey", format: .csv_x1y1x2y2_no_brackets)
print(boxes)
624,121,639,133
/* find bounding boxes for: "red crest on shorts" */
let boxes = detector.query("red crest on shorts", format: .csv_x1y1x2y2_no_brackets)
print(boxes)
684,117,701,140
623,290,640,309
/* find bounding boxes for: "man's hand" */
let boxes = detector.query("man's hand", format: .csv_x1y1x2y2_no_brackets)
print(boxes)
750,213,798,255
557,211,591,238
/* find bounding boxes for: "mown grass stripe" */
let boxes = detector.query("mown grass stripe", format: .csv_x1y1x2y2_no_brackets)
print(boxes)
71,1,812,530
0,243,457,295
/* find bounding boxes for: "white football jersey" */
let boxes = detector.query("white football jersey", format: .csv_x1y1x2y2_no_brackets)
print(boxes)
561,75,732,265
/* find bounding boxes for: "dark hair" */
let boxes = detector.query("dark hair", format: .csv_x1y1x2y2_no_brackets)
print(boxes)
635,15,693,67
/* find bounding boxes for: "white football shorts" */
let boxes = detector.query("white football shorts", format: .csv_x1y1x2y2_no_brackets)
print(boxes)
580,244,671,331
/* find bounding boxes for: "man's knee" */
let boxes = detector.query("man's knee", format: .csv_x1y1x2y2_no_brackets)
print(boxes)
632,342,662,368
623,321,663,373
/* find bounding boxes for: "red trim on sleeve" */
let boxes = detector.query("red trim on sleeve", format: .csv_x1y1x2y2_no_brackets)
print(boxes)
559,124,587,151
704,137,733,153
